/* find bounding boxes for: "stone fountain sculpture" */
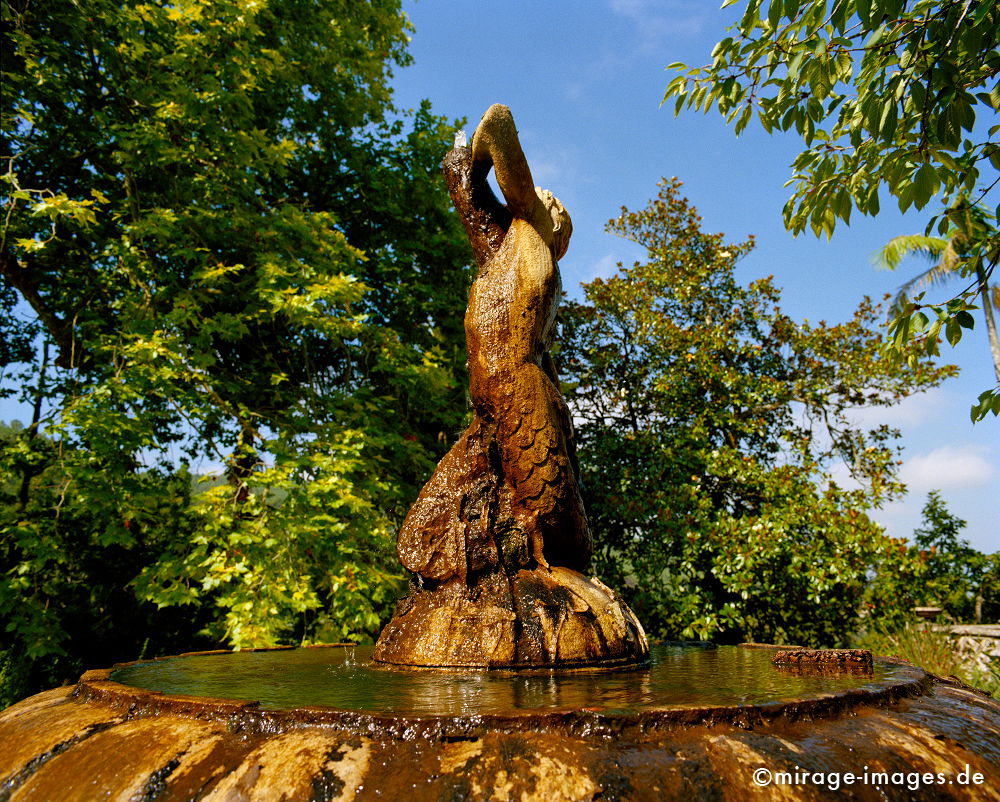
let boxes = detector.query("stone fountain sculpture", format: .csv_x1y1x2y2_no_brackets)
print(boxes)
2,104,999,802
373,104,648,667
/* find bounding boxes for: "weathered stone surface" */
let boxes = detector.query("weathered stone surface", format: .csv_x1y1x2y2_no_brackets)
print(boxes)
374,566,648,667
772,648,874,666
2,654,999,800
947,624,1000,675
0,686,125,790
376,104,647,667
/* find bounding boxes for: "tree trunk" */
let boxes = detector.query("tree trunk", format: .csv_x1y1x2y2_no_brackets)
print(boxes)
975,259,1000,385
17,340,49,512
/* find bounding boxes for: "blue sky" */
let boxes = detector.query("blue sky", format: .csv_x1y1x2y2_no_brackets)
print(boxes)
390,0,999,552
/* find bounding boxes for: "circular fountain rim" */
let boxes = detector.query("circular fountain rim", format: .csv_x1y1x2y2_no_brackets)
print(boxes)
70,643,935,741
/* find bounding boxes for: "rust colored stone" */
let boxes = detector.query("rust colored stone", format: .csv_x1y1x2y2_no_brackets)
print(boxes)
772,648,874,667
375,105,647,667
2,654,999,801
374,567,647,668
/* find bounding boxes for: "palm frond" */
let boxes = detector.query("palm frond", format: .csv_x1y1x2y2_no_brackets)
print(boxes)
876,235,961,311
904,260,961,293
873,234,948,271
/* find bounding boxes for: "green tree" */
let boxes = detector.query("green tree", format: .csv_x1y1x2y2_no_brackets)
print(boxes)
559,179,952,646
1,0,471,701
861,534,928,632
663,0,1000,419
865,491,998,627
0,422,219,707
979,552,1000,622
913,490,991,620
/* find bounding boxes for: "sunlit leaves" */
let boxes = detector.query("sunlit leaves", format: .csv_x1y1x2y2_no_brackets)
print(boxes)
664,0,1000,416
1,0,471,699
876,202,1000,418
132,429,406,648
560,179,952,646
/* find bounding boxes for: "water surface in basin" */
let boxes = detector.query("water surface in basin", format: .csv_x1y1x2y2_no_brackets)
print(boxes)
109,645,901,715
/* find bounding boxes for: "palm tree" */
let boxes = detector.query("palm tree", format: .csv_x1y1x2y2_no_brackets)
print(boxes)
875,201,1000,388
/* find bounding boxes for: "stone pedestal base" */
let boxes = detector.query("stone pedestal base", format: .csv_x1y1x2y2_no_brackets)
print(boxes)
373,566,649,668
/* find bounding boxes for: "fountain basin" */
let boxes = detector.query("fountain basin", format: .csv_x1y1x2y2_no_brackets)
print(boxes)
1,644,998,800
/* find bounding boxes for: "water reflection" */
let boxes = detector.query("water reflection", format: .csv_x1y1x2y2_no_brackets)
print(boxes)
110,644,894,714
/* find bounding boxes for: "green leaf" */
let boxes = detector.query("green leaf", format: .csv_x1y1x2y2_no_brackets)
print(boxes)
767,0,784,29
945,318,962,346
971,389,1000,422
956,311,976,330
912,162,939,208
15,237,46,253
882,0,904,18
879,100,897,141
856,0,873,25
988,145,1000,172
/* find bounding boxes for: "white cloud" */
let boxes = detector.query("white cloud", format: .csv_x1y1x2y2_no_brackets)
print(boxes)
827,459,864,491
900,444,996,492
565,81,584,103
610,0,645,13
527,157,562,187
517,128,590,195
846,387,951,429
588,253,620,282
563,253,619,299
608,0,710,53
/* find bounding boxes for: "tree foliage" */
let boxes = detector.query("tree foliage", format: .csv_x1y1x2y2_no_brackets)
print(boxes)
559,179,952,646
913,491,985,618
1,420,218,707
664,0,1000,418
865,491,1000,632
1,0,471,701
